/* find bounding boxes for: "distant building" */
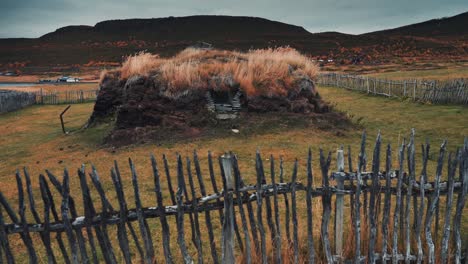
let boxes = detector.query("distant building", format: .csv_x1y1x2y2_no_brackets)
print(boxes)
57,76,80,82
4,71,19,76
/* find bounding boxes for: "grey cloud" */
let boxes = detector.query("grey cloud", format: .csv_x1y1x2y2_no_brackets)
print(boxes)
0,0,467,38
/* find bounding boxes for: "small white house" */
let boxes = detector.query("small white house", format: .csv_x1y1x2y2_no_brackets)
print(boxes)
57,76,80,83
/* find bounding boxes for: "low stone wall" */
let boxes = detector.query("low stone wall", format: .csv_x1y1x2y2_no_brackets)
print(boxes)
0,90,36,113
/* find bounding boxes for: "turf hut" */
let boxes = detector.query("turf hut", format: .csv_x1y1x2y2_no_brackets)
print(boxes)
88,47,330,145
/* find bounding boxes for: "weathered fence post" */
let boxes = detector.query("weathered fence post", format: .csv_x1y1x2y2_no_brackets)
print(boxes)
335,147,345,261
404,81,407,97
40,88,44,104
366,77,370,94
221,154,235,264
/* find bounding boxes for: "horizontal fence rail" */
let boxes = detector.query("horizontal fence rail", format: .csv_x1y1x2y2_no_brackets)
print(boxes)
318,73,468,105
0,131,467,263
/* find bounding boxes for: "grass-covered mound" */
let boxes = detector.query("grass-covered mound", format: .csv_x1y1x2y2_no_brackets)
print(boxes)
88,47,344,145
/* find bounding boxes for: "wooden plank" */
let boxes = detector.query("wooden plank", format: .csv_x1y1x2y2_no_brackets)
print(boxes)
163,154,177,205
416,144,429,263
354,132,366,263
76,167,99,264
319,149,333,263
279,157,291,245
381,144,392,261
129,158,155,264
193,151,218,264
291,159,299,264
368,133,381,263
255,151,267,264
175,155,193,264
60,170,80,264
220,154,235,264
183,158,199,259
453,139,467,264
111,160,144,260
25,168,57,264
15,172,38,264
186,157,204,264
0,201,14,264
425,141,446,264
89,166,119,264
208,151,224,224
404,130,415,263
40,174,71,264
46,170,89,263
232,155,251,264
262,157,276,254
441,150,458,263
151,155,174,264
306,148,316,263
110,165,134,263
270,155,282,264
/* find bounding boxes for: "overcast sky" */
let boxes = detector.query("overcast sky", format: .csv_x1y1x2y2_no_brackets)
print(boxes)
1,0,467,38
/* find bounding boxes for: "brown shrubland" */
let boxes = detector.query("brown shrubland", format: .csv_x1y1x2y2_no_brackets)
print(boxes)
115,47,319,98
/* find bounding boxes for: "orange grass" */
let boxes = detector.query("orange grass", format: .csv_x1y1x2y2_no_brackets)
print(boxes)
116,47,319,98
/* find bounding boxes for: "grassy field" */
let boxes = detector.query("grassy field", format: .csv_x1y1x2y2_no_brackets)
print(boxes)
366,66,468,80
0,85,467,262
324,61,468,80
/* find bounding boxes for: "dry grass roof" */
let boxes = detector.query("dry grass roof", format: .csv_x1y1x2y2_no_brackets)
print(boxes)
105,47,319,98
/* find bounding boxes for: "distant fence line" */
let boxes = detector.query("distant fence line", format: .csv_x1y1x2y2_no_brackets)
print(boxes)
0,131,467,263
0,89,99,113
318,73,468,105
35,89,99,105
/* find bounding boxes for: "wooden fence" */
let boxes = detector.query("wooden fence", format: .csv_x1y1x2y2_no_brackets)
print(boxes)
0,131,467,263
0,89,99,114
0,90,36,113
318,73,468,105
35,89,99,105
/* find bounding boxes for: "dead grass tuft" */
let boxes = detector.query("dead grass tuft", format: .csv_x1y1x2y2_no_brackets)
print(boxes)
113,47,319,98
120,52,163,79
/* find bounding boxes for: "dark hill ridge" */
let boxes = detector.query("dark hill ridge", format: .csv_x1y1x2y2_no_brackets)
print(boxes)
363,11,468,38
40,16,311,42
0,13,467,66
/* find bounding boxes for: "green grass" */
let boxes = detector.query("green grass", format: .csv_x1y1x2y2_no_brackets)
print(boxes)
0,85,467,262
366,65,468,80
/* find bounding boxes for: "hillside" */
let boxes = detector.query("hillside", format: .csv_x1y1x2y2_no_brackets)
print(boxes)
0,13,467,67
40,16,311,42
364,11,468,39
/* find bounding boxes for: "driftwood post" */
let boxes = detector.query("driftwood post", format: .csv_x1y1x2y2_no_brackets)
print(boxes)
60,105,71,134
335,147,345,261
221,154,235,264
